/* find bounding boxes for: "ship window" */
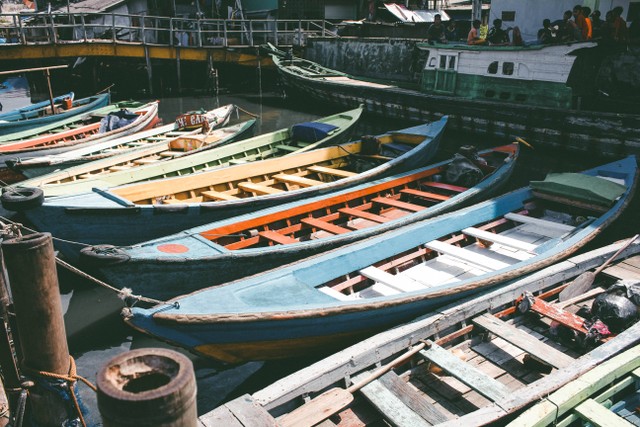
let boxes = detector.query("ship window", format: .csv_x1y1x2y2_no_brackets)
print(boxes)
500,92,511,100
503,62,514,75
515,94,527,102
448,56,456,69
488,61,498,74
485,90,496,98
439,56,447,68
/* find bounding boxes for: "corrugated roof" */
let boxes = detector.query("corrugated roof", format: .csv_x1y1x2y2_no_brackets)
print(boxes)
54,0,127,13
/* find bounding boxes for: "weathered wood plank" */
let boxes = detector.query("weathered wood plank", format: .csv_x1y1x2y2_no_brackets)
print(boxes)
274,173,324,187
198,404,244,426
258,230,297,245
372,196,425,212
602,264,640,281
201,190,240,201
308,165,356,178
339,207,391,223
574,398,633,427
400,188,450,202
237,181,283,195
378,371,449,424
419,343,510,402
462,227,538,252
224,394,278,427
301,217,350,234
504,212,575,233
359,266,426,293
472,314,573,369
422,182,468,192
424,240,511,271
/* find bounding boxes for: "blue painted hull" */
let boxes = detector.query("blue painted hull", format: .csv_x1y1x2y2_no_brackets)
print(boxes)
0,92,74,122
126,156,638,363
0,93,110,136
24,115,444,262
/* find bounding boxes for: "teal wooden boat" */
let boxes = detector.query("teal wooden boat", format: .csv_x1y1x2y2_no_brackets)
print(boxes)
198,239,640,425
121,156,637,362
5,103,236,178
0,93,111,136
10,113,439,262
0,91,74,122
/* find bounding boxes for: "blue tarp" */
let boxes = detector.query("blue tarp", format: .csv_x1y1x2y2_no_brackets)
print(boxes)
291,122,338,143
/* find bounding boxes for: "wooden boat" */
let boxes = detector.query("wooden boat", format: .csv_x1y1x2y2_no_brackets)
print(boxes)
120,156,637,354
0,101,161,175
6,105,361,196
10,109,439,262
0,93,111,136
197,239,640,426
5,103,236,178
508,345,640,427
0,91,74,122
266,43,640,158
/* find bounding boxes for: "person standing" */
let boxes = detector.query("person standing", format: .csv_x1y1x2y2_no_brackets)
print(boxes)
445,20,459,41
582,6,593,39
612,6,628,43
427,14,446,43
591,10,603,38
467,19,487,45
573,5,588,40
537,19,553,44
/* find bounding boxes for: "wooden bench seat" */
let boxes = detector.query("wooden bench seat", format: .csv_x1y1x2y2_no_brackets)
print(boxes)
338,207,390,223
400,188,450,202
307,165,356,178
422,182,468,192
275,144,299,152
424,240,511,271
318,286,352,301
201,190,240,201
133,158,160,165
359,266,426,293
372,197,425,212
258,230,297,245
274,173,324,187
504,212,575,233
462,227,538,252
237,182,283,195
419,342,510,402
108,165,132,172
472,313,573,369
301,217,350,234
159,150,184,157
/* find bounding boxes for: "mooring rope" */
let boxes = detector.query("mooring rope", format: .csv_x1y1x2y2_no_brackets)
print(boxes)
23,356,96,427
235,105,260,118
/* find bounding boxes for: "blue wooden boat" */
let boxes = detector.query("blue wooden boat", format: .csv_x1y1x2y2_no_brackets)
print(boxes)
122,156,637,363
0,93,111,136
13,113,441,261
0,91,74,122
199,239,640,426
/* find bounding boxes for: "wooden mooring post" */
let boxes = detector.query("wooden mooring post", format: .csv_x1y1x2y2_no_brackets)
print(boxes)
1,232,83,426
97,348,197,426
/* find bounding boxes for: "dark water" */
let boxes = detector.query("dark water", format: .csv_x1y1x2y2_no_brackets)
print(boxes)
2,86,638,425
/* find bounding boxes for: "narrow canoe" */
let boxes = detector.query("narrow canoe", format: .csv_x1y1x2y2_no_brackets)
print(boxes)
0,92,74,122
5,103,235,178
6,105,362,196
197,239,640,426
0,101,161,174
0,93,111,136
122,156,637,356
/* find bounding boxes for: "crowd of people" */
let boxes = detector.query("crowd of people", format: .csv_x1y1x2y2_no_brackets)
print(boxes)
426,5,638,47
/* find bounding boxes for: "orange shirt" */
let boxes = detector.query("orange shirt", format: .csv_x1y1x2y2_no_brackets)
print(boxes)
585,17,592,39
575,14,588,40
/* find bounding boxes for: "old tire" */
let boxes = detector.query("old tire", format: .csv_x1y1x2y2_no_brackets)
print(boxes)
1,187,44,211
79,245,131,266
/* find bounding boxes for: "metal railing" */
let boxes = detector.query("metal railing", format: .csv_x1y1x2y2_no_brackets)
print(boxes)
0,12,337,48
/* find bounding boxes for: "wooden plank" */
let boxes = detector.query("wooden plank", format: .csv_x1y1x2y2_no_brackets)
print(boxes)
532,191,608,213
359,266,426,292
418,342,510,402
159,150,185,157
472,314,573,369
198,405,244,426
574,398,633,427
339,207,391,223
224,394,278,427
422,182,468,192
462,227,538,252
602,265,640,281
358,372,434,427
308,165,357,178
372,197,425,212
237,182,283,195
275,144,299,152
274,173,324,187
504,213,575,233
259,230,297,245
400,188,450,202
301,217,350,234
425,240,511,271
318,286,352,301
378,371,449,424
201,190,240,201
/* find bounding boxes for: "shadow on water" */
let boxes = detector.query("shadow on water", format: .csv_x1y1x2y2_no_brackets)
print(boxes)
2,84,638,423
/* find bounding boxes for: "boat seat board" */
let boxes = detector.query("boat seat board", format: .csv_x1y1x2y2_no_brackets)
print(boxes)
338,207,391,223
237,182,283,195
372,197,425,212
422,182,468,192
159,150,184,157
359,371,447,426
504,213,575,233
462,227,538,252
307,165,356,178
418,343,510,402
258,230,297,245
424,240,511,271
273,173,324,187
472,314,574,369
275,144,299,152
400,188,450,202
532,191,609,213
573,399,633,427
301,217,350,234
201,191,240,201
359,266,427,292
318,286,352,301
217,394,278,427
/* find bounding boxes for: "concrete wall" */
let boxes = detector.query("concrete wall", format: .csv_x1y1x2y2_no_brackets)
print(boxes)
490,0,635,42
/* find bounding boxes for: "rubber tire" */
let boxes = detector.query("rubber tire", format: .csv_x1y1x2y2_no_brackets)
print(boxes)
1,187,44,211
79,245,131,267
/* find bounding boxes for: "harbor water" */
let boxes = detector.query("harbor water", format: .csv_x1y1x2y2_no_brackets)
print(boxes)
1,84,638,425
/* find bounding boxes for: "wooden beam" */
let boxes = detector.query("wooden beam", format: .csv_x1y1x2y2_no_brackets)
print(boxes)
573,399,633,427
258,230,297,245
424,240,511,271
359,267,426,293
371,197,424,212
462,227,538,252
238,182,283,195
308,165,356,178
301,217,350,234
422,182,468,192
400,188,450,202
504,213,575,233
274,173,324,187
338,207,390,223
